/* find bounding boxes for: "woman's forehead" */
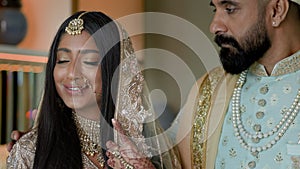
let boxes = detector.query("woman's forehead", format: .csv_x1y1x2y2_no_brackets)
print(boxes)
58,31,98,50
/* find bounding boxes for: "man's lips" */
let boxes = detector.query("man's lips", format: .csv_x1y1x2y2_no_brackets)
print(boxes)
220,43,233,48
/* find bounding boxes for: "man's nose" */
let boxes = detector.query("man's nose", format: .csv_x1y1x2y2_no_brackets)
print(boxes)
209,12,227,35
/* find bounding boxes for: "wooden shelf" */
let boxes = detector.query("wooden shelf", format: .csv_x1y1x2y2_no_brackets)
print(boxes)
0,45,48,73
0,45,47,56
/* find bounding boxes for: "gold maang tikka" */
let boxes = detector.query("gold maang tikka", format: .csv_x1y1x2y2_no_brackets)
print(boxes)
65,11,89,35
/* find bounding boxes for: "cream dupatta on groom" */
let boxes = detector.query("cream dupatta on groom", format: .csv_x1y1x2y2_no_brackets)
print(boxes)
190,68,238,168
177,67,238,169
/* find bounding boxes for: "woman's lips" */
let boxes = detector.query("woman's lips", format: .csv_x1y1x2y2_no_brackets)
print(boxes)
63,84,88,95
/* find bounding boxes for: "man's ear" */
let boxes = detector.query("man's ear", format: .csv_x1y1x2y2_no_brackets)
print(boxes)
268,0,290,27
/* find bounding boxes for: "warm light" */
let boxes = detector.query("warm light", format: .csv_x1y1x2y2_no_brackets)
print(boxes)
0,53,47,63
0,63,44,73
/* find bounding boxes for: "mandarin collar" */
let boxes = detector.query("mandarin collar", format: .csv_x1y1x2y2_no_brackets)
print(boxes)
249,50,300,76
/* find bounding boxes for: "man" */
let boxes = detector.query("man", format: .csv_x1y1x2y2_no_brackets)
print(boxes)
177,0,300,168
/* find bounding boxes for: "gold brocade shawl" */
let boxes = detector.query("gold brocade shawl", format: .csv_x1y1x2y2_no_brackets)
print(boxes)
6,129,103,169
190,67,238,169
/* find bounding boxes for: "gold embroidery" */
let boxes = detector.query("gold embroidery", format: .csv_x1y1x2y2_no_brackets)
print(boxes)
249,50,300,76
191,67,224,168
115,28,152,157
191,75,211,168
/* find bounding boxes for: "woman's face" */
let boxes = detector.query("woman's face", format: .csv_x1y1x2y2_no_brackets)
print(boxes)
54,31,102,112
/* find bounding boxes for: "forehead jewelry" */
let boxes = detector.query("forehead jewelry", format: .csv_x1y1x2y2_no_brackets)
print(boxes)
65,11,89,35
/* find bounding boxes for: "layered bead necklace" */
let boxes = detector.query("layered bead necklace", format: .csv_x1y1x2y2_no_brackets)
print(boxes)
73,113,105,168
232,70,300,156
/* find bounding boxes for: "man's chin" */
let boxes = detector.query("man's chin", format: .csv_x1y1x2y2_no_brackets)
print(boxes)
223,67,245,75
219,50,249,74
221,60,253,74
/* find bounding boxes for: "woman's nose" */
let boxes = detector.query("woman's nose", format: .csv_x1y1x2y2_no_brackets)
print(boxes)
66,61,82,80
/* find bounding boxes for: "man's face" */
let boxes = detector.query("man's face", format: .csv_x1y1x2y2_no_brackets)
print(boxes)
210,0,271,74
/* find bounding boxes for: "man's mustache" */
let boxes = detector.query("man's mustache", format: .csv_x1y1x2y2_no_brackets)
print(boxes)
214,35,241,50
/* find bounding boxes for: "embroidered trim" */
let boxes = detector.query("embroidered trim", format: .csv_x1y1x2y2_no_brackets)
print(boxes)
114,27,152,157
249,51,300,76
191,75,211,168
191,67,224,168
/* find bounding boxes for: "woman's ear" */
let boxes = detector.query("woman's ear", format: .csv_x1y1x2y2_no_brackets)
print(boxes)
269,0,290,27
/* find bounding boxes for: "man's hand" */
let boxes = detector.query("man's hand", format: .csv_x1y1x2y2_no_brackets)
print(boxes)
6,130,25,152
6,109,37,152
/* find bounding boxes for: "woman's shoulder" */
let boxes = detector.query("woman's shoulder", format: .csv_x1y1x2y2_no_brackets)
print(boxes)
6,129,37,168
13,129,37,152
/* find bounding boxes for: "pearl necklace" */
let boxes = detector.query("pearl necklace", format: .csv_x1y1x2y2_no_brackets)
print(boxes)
232,70,300,156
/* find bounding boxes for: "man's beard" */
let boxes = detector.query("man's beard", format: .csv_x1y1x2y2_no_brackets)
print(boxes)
214,18,271,74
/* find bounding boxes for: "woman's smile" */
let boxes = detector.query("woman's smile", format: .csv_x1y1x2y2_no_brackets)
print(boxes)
54,31,102,110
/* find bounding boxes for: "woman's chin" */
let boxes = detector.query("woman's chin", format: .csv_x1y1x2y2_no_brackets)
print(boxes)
63,96,98,111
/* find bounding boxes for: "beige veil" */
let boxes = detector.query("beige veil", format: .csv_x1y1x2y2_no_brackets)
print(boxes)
114,24,181,168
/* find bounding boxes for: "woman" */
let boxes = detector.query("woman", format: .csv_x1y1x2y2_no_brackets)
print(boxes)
7,11,181,169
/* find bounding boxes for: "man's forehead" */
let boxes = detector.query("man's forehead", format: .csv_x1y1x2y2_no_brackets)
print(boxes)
210,0,244,6
210,0,299,6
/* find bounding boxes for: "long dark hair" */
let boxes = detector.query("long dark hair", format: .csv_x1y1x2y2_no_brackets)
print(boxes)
33,11,120,169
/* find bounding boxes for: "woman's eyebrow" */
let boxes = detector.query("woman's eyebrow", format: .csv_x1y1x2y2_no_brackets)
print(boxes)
79,49,100,54
57,48,99,54
57,48,71,53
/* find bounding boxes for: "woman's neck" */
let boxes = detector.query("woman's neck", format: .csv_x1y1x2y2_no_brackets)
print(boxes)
73,106,101,121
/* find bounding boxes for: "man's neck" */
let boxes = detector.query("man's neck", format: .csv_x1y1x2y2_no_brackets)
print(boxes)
258,29,300,75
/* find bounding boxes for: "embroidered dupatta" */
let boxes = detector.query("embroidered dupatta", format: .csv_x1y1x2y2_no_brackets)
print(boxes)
114,25,181,169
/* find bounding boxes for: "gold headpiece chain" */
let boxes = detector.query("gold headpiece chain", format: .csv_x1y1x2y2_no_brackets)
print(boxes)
65,11,89,36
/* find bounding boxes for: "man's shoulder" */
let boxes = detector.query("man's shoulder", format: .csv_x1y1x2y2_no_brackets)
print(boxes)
197,66,238,88
196,66,225,88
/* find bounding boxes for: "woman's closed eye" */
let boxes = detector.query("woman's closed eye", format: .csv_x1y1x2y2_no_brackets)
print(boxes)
57,59,70,64
83,60,100,66
81,54,101,66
